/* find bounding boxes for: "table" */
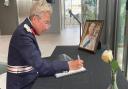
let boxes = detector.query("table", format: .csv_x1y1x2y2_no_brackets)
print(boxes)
32,46,128,89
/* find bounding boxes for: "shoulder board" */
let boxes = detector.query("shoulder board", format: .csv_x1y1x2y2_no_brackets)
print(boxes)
24,24,32,33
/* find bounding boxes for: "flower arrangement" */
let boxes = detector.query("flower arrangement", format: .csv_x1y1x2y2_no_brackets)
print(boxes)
101,50,119,89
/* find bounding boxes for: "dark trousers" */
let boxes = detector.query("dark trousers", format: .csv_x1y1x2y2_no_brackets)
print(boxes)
7,72,37,89
21,80,35,89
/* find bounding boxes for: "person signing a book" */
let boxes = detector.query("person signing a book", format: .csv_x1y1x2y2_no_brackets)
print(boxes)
7,0,84,89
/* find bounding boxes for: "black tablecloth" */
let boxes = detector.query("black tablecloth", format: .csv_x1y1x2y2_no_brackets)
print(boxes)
32,46,128,89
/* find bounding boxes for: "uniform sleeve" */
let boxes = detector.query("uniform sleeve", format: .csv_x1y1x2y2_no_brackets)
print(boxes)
15,35,69,76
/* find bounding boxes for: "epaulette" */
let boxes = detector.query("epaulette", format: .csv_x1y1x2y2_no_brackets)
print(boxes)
24,24,32,33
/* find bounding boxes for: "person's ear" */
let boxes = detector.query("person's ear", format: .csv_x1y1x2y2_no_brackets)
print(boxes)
32,16,40,25
32,16,38,23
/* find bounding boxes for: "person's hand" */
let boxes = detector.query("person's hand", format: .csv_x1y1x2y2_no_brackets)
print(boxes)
68,59,84,70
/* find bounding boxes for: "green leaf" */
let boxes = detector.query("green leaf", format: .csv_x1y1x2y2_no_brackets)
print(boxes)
110,59,119,73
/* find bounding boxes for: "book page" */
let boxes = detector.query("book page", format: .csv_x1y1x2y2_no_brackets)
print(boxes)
55,67,86,78
55,53,86,78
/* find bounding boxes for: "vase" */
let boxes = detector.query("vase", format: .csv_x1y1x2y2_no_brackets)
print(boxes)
107,71,118,89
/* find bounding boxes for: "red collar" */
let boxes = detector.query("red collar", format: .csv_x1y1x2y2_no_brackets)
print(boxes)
31,28,38,35
27,18,38,35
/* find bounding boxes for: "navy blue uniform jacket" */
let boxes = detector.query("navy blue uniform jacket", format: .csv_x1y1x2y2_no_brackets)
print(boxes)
7,18,69,89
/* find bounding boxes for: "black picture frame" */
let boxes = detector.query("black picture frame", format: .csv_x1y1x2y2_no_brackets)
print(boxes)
79,20,104,53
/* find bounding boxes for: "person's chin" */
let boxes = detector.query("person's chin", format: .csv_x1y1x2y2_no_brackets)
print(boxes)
36,32,41,36
36,33,40,36
44,29,49,32
40,30,47,35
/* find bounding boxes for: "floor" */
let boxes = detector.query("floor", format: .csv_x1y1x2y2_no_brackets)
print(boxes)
0,26,80,89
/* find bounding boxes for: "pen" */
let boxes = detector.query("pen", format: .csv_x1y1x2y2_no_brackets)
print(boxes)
77,54,80,60
77,54,82,68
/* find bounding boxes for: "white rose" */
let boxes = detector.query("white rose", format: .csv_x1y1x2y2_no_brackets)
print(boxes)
101,50,113,63
107,50,113,61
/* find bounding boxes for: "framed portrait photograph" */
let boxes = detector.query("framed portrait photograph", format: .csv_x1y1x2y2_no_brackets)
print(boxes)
79,20,104,53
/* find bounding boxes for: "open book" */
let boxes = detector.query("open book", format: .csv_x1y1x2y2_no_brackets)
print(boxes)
55,54,86,78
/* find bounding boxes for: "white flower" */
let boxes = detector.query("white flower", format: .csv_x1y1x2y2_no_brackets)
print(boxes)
101,50,113,63
24,24,32,33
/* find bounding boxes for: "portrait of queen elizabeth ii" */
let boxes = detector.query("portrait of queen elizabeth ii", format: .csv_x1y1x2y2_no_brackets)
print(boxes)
80,20,103,53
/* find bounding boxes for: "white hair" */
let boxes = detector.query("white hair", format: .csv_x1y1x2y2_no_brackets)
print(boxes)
30,0,52,18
